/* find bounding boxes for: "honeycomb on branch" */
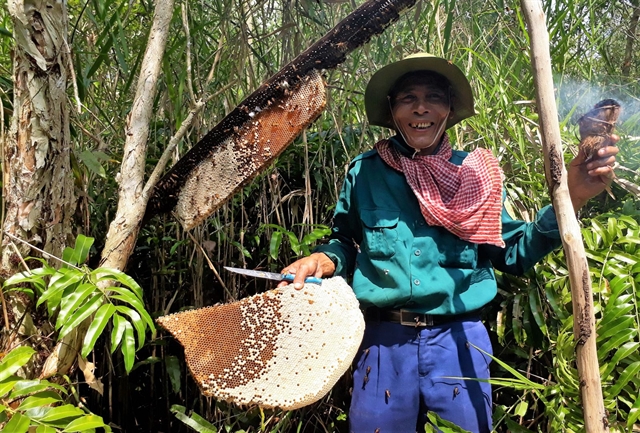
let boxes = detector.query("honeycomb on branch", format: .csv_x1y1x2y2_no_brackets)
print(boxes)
156,277,364,410
145,0,418,229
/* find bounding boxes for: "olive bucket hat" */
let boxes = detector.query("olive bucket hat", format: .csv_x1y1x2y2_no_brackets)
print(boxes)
364,53,475,130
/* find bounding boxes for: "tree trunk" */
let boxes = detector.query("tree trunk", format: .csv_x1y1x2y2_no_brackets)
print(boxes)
40,0,175,378
2,0,75,275
2,0,75,364
622,0,639,77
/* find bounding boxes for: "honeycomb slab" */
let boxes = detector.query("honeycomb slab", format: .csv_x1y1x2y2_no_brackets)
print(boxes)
157,277,364,410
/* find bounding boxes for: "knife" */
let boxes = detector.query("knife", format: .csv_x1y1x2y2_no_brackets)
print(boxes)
224,266,323,285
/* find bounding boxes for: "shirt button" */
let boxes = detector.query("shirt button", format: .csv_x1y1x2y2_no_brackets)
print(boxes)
414,279,420,286
414,249,421,256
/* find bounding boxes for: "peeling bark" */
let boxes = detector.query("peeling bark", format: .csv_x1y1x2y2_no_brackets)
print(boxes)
2,0,75,277
2,0,75,371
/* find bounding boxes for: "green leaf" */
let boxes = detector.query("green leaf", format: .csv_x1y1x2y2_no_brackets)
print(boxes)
77,150,107,179
627,393,640,427
36,425,57,433
38,268,85,309
62,414,108,431
598,329,637,358
81,303,116,357
269,231,283,260
425,411,471,432
0,347,35,381
91,267,143,300
110,313,127,354
109,294,155,332
56,283,98,331
115,306,146,349
596,315,635,343
9,379,65,399
32,404,84,422
170,405,217,433
3,266,55,289
0,376,20,397
16,391,63,410
607,361,640,396
58,294,104,340
3,412,30,433
165,356,181,394
122,322,135,373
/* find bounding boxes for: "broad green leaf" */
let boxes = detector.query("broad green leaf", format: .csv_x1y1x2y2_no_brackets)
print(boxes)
81,303,116,357
77,150,107,179
170,405,217,433
58,294,104,340
269,231,283,260
0,376,19,397
56,283,98,331
165,355,181,394
122,322,135,373
109,294,155,331
115,306,145,349
607,361,640,396
28,404,84,422
628,393,640,427
38,268,85,309
110,313,127,354
596,315,635,343
9,379,65,399
3,266,55,288
514,400,528,417
36,425,57,433
91,267,143,300
285,231,301,255
528,288,547,336
598,329,637,358
73,234,95,265
62,414,108,431
3,412,30,433
16,391,63,410
0,347,35,381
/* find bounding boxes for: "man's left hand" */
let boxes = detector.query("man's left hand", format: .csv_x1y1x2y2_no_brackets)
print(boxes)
567,134,620,212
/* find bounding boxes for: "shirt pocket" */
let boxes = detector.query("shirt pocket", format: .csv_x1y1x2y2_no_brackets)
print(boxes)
438,235,478,269
360,208,400,259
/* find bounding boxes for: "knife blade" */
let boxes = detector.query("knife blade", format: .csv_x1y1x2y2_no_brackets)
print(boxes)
223,266,323,285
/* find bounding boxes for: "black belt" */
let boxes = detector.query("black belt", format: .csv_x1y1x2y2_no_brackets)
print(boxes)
363,307,479,327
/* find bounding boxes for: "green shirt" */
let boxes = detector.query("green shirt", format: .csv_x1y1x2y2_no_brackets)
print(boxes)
315,136,562,315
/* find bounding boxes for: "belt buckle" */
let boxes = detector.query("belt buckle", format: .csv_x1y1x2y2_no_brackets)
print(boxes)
399,310,432,327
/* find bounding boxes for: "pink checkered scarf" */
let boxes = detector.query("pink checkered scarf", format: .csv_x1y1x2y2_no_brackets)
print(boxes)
376,135,505,247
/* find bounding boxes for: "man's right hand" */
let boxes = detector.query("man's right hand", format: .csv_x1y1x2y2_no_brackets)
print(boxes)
278,253,336,289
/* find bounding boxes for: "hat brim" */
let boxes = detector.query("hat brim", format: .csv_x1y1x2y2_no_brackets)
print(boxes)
364,55,475,130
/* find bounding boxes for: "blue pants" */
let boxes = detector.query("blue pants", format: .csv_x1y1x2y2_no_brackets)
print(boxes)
349,318,493,433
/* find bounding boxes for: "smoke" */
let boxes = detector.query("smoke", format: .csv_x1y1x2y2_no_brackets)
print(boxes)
554,74,640,139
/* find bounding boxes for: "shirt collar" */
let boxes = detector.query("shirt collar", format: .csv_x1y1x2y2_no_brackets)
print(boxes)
388,134,444,158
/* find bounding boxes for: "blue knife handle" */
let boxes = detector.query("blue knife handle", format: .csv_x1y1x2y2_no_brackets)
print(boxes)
281,274,323,285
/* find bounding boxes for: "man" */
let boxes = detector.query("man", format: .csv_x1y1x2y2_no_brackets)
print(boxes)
278,53,618,432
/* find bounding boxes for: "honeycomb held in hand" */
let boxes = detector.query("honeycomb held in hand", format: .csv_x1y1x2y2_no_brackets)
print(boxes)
156,277,365,410
578,99,621,162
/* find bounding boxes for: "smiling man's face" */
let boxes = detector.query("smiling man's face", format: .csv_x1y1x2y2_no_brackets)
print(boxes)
390,75,452,155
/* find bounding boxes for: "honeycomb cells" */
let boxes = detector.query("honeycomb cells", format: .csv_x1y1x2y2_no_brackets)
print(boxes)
157,277,365,410
175,69,327,230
